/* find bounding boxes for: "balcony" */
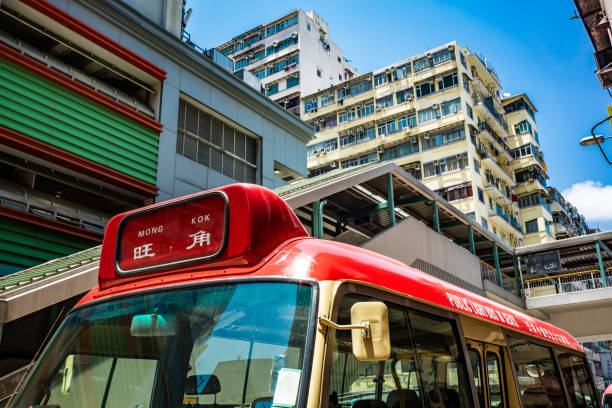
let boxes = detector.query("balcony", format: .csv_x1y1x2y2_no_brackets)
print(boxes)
477,122,512,160
478,147,515,186
488,204,523,234
473,94,508,137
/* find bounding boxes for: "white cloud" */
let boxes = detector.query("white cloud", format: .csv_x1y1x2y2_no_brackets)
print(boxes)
562,181,612,222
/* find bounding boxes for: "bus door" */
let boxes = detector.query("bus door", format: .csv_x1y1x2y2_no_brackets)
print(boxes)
467,341,506,408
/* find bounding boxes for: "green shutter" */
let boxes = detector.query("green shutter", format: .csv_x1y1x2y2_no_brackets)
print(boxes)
0,57,158,184
0,216,97,275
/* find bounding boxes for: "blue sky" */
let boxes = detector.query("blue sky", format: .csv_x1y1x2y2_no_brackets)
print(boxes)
185,0,612,231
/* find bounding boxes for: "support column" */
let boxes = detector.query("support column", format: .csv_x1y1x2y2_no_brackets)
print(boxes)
468,225,476,254
432,200,440,234
387,173,395,226
513,256,521,297
493,243,502,286
596,240,607,288
312,200,327,239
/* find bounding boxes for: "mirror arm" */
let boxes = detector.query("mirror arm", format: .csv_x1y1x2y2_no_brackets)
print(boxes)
318,316,371,339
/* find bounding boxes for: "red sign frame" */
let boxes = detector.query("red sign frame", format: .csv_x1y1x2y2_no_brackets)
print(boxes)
115,191,229,275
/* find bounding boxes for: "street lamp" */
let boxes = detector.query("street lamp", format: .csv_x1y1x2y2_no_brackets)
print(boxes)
579,134,610,146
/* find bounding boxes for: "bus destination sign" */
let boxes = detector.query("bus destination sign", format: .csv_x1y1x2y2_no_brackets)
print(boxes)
117,193,227,274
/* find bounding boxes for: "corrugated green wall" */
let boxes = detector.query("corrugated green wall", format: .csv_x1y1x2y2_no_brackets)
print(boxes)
0,216,96,276
0,57,158,184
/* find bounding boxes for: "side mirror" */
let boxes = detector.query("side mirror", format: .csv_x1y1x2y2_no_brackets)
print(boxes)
319,301,390,362
350,302,390,361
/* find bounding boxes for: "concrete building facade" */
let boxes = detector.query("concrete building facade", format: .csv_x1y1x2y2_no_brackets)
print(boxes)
547,187,592,239
0,0,312,275
216,9,357,115
301,42,526,247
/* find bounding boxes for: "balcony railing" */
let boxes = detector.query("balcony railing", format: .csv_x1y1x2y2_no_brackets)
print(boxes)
523,269,612,298
473,92,508,133
481,262,519,295
488,203,523,233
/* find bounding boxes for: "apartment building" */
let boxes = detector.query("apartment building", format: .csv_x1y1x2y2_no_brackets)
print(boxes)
546,187,591,239
502,94,555,245
216,9,356,115
301,42,528,247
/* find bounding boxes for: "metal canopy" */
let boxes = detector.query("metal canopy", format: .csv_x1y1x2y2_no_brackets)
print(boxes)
277,162,515,264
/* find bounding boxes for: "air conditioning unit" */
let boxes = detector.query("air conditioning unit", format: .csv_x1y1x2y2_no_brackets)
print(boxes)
345,107,351,112
376,106,383,111
432,103,440,109
427,52,433,58
357,127,363,132
414,164,421,170
447,44,455,51
358,102,364,107
283,98,289,103
291,32,298,39
272,41,279,47
344,84,350,90
433,160,439,165
365,75,372,80
247,52,254,58
424,133,430,140
318,117,325,123
330,161,337,168
377,147,384,153
406,94,414,101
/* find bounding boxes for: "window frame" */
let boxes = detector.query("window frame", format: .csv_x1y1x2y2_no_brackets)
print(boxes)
319,282,480,408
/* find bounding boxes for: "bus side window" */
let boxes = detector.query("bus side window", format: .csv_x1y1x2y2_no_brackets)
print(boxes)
556,352,598,408
508,336,566,408
328,293,474,408
469,349,485,408
486,352,504,408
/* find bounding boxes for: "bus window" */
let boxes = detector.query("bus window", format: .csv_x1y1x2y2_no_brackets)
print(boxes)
12,282,314,408
329,293,474,408
486,352,504,408
556,352,598,408
508,337,566,408
469,349,485,408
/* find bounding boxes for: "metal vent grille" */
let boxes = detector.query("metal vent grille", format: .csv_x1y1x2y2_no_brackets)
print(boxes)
177,99,259,182
410,258,483,295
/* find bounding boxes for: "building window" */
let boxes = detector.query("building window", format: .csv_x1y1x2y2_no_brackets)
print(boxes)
466,103,473,119
378,119,397,136
525,219,539,233
304,98,318,113
307,138,338,157
437,72,458,91
460,52,467,68
396,88,414,103
341,152,378,168
376,94,394,109
266,83,279,96
374,73,386,87
266,55,299,76
177,99,258,183
441,98,462,116
395,63,411,79
473,158,480,173
340,126,376,148
381,138,419,161
421,127,465,150
433,48,454,65
286,75,299,88
317,68,322,77
481,216,488,229
417,106,441,123
338,80,373,100
320,92,335,107
518,192,546,208
339,108,356,124
435,182,473,202
397,113,416,131
413,56,432,72
514,120,532,136
415,81,435,98
266,35,299,56
357,102,375,118
265,14,298,37
478,187,484,203
423,152,468,178
324,114,337,128
253,69,266,79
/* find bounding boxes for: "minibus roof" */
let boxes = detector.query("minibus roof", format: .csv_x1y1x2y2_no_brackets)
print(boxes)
87,184,582,352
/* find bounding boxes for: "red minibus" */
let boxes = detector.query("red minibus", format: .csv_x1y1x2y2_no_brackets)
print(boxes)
10,184,599,408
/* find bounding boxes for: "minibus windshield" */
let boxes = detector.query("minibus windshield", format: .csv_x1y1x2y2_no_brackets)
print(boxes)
11,281,314,408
